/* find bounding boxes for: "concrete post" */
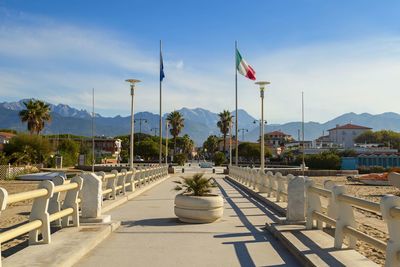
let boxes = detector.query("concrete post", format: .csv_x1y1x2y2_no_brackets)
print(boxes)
48,175,65,227
305,178,322,229
80,172,103,220
29,180,54,245
61,175,83,227
332,185,357,249
286,176,306,222
324,180,337,228
380,195,400,267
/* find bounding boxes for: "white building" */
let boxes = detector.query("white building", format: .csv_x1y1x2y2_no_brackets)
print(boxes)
327,123,371,149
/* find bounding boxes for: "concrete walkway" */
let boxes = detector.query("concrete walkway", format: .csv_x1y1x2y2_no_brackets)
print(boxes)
75,174,300,267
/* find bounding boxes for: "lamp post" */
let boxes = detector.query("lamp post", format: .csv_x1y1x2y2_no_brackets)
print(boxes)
125,79,141,170
255,81,270,173
165,121,169,164
238,128,248,141
151,127,159,137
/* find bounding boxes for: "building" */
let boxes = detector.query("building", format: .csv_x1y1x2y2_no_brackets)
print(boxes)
265,131,294,147
0,132,16,151
327,123,371,149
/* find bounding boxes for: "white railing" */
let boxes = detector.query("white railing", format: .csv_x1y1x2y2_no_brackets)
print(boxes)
0,164,169,265
228,165,400,267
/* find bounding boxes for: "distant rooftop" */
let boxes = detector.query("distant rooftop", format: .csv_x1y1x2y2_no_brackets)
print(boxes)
328,123,371,131
266,130,291,136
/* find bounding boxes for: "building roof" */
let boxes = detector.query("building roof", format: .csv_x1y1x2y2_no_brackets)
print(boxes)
266,131,291,137
0,132,16,139
327,123,372,131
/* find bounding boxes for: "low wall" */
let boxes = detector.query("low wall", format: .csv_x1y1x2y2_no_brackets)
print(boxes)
268,169,358,176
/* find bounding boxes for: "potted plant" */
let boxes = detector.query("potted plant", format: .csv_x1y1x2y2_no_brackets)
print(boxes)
174,173,224,223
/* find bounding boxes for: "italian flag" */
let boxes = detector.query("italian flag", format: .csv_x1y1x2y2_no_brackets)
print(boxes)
236,48,256,80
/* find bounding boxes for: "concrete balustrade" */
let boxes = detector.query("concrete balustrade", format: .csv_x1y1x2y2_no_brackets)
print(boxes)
0,164,169,266
228,165,400,267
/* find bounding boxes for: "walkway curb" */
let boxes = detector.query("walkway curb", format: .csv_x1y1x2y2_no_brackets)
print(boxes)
3,221,121,267
224,176,286,216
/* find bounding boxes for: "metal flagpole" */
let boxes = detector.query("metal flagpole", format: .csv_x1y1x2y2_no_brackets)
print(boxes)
92,88,95,172
159,40,163,164
302,91,305,176
165,121,169,164
235,41,239,166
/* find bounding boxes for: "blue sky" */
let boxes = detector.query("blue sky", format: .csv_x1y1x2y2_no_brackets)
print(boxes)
0,0,400,123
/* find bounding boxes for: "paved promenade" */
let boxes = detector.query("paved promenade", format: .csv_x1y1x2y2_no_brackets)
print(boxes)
75,173,299,267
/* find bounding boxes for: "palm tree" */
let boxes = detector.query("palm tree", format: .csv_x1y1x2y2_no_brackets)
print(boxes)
166,111,184,155
182,134,194,156
19,99,51,134
217,110,233,153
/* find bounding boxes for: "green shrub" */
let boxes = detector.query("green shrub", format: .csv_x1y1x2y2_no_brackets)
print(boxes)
213,152,226,166
174,153,187,166
304,151,341,170
358,166,387,174
4,134,51,165
58,139,80,167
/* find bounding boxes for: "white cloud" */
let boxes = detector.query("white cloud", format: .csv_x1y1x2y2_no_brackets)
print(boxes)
0,11,399,125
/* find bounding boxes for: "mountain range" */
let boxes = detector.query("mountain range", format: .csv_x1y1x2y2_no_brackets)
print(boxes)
1,99,400,145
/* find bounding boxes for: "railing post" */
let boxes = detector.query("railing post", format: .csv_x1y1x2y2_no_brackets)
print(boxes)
258,171,269,193
324,180,337,228
286,175,305,222
126,169,136,192
61,175,83,227
118,169,127,194
29,180,54,245
48,175,65,227
0,187,7,262
266,171,273,197
305,178,322,229
106,170,118,199
276,172,284,202
380,195,400,267
80,172,103,221
251,169,257,190
332,185,356,249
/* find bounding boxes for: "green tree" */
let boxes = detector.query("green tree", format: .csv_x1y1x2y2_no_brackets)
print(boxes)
213,151,226,166
203,135,219,155
58,139,80,167
181,134,194,156
166,111,185,155
217,110,233,153
238,142,271,162
4,134,51,165
355,130,400,149
19,99,51,134
137,138,160,160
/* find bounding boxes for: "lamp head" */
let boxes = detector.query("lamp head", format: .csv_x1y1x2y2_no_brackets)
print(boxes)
125,79,141,84
255,81,270,91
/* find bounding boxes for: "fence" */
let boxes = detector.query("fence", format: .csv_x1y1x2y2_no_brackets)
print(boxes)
0,164,169,266
229,165,400,267
0,164,43,180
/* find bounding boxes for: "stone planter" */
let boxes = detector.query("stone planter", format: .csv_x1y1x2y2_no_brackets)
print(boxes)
174,194,224,223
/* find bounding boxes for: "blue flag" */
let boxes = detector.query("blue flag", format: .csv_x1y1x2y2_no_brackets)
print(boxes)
160,51,165,81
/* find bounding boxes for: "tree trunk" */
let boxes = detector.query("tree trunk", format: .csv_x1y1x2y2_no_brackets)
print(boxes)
223,133,226,153
174,136,177,155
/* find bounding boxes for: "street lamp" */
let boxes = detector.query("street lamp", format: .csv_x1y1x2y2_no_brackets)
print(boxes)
255,81,270,173
125,79,141,170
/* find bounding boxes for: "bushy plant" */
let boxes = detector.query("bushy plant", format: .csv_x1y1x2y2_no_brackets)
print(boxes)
58,139,80,167
303,151,341,170
213,151,226,166
4,134,51,165
174,173,216,196
358,166,387,174
174,153,187,166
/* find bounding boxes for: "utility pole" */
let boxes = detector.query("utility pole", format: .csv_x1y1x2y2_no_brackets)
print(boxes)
238,128,248,141
151,127,159,137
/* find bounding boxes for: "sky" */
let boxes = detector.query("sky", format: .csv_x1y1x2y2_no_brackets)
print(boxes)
0,0,400,124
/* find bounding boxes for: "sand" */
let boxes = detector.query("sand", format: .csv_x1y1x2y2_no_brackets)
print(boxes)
0,177,395,265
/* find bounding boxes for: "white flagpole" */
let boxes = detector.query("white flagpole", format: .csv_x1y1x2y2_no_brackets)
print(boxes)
159,40,163,165
235,41,239,166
